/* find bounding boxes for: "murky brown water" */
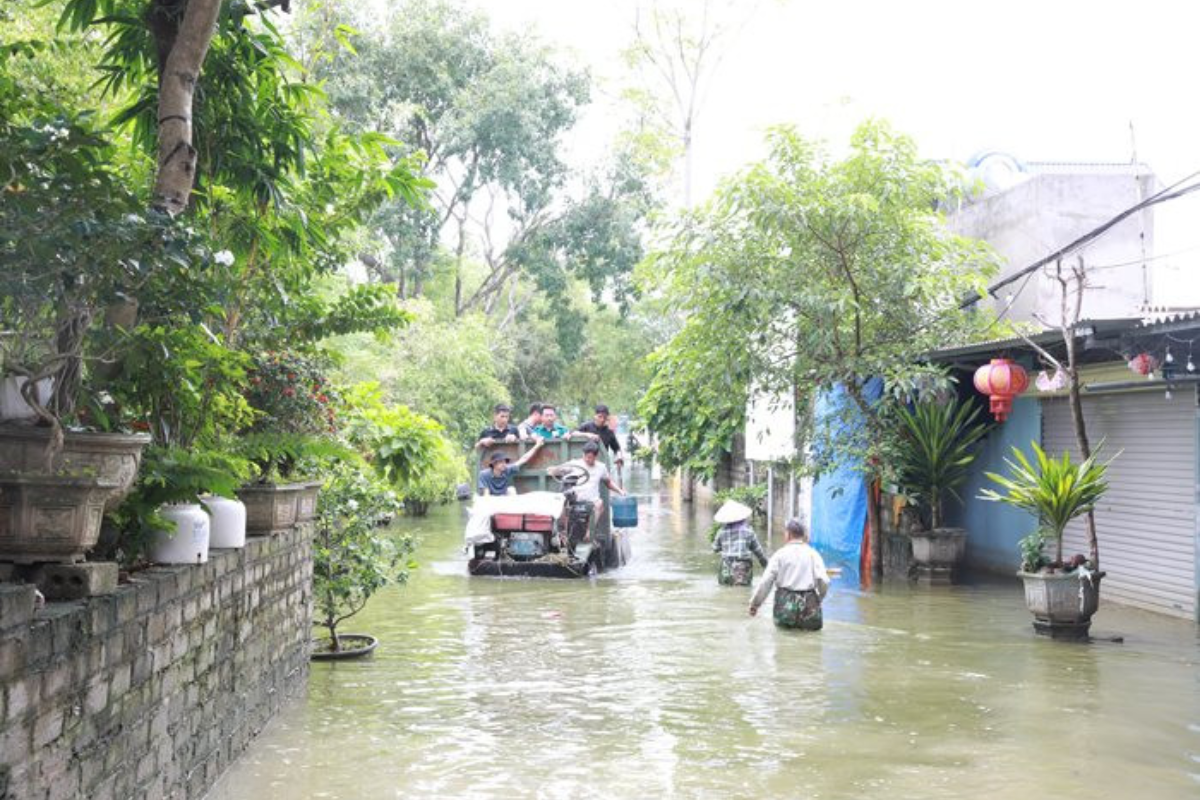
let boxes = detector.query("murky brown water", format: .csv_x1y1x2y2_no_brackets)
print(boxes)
210,473,1200,799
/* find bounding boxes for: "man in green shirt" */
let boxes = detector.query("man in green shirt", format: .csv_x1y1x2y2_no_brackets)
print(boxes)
531,404,569,439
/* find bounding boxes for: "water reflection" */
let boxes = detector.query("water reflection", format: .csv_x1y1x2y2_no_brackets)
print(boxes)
211,472,1200,799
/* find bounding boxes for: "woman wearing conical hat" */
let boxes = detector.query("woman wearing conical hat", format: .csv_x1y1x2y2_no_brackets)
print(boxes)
711,500,768,586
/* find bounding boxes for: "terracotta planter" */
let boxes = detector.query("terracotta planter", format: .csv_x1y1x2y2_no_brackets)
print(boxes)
0,475,119,563
1018,569,1101,640
236,482,306,533
294,480,322,523
0,425,151,511
909,527,966,585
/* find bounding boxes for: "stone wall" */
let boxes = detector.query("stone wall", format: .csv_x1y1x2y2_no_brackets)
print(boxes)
0,526,312,800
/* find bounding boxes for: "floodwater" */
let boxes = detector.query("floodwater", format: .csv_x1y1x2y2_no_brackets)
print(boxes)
210,472,1200,800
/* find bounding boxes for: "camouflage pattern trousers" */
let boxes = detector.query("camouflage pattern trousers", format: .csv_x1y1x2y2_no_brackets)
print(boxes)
718,557,754,586
773,586,823,630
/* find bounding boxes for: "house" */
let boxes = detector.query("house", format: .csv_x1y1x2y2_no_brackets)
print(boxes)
934,314,1200,621
934,155,1200,620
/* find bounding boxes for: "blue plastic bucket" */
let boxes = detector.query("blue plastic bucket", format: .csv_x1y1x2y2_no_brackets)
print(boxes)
611,496,638,528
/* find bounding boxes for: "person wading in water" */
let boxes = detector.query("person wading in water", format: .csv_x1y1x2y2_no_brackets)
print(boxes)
712,500,768,586
748,518,830,630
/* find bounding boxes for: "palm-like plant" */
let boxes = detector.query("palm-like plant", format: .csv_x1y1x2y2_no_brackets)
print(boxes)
895,399,989,529
980,442,1111,568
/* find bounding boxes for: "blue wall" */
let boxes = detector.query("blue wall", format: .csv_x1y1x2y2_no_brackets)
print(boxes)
945,395,1040,574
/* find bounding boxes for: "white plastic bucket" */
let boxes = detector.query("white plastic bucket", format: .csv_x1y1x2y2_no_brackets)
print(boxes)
148,503,210,564
203,495,247,549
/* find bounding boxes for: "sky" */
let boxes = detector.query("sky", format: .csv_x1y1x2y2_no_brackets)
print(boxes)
478,0,1200,309
485,0,1200,190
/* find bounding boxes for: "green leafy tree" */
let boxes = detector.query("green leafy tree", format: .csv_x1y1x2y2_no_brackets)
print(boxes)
313,460,411,652
641,121,997,576
330,300,510,449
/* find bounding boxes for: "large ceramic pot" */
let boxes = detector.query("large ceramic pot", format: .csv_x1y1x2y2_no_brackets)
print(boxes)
294,480,322,523
203,495,247,549
0,475,118,563
1018,569,1101,640
909,527,966,585
0,425,151,511
236,482,306,533
147,503,211,565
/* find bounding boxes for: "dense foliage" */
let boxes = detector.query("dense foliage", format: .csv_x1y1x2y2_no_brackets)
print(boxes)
894,399,990,529
313,460,412,651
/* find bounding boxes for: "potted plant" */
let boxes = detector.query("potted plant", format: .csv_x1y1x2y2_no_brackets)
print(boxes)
311,461,413,660
0,85,164,562
980,442,1111,639
894,398,989,584
236,351,342,532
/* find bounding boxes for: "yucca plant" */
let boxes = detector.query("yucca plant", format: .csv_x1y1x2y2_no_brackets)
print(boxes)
895,399,990,529
980,442,1111,568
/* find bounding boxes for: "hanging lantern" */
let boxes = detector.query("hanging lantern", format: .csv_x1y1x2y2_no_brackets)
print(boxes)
1128,353,1157,377
973,358,1029,422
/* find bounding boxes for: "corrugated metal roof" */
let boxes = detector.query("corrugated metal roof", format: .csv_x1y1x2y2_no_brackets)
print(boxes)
1024,161,1153,176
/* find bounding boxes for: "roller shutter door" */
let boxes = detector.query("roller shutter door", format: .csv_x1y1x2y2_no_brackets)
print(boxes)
1041,391,1197,620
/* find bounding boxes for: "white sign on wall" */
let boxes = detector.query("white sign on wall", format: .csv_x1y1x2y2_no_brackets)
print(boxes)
744,387,796,462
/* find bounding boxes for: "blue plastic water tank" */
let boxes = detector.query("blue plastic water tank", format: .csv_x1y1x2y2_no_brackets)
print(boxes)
611,496,638,528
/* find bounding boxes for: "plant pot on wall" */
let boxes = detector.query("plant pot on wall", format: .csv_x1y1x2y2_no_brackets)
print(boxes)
0,475,118,563
909,527,967,585
1018,569,1101,640
147,503,211,565
0,425,151,511
236,482,306,533
294,480,322,523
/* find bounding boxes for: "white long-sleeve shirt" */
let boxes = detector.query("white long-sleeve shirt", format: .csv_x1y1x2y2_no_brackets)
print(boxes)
750,541,830,610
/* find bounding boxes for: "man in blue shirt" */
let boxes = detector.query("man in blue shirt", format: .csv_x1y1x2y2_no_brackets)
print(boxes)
477,440,543,496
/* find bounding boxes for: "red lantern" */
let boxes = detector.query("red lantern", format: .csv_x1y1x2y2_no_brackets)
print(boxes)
973,358,1029,422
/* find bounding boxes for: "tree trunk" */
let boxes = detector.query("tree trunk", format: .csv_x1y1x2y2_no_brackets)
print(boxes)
453,216,467,316
866,479,882,582
151,0,222,215
1061,259,1100,570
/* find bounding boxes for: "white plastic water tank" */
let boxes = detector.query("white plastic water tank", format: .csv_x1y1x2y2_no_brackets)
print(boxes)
202,495,247,549
148,503,210,564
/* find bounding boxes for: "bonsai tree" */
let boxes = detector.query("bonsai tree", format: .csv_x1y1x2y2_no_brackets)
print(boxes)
894,399,989,530
313,461,412,653
979,442,1111,570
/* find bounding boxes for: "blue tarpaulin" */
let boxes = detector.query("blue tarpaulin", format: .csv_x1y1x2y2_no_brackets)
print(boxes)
810,379,882,583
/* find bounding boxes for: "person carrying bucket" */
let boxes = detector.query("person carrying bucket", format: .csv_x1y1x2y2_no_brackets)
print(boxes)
712,500,768,586
748,518,830,631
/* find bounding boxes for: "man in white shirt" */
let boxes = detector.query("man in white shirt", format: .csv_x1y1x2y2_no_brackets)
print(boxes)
552,441,625,538
749,518,830,630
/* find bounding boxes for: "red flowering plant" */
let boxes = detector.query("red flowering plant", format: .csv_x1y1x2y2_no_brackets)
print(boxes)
239,349,347,483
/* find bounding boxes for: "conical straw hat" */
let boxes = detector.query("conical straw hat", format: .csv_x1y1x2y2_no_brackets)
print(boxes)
713,500,753,524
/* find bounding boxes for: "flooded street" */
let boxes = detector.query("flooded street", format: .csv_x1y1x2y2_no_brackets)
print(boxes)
211,473,1200,799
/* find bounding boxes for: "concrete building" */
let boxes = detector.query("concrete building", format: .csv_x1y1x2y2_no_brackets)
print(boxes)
949,154,1160,326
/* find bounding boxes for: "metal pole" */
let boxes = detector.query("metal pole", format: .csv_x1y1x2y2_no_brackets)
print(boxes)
767,465,774,541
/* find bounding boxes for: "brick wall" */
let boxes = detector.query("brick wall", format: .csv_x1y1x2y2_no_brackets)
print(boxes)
0,526,312,800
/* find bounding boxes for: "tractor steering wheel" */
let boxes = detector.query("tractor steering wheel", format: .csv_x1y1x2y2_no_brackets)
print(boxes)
547,463,591,490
